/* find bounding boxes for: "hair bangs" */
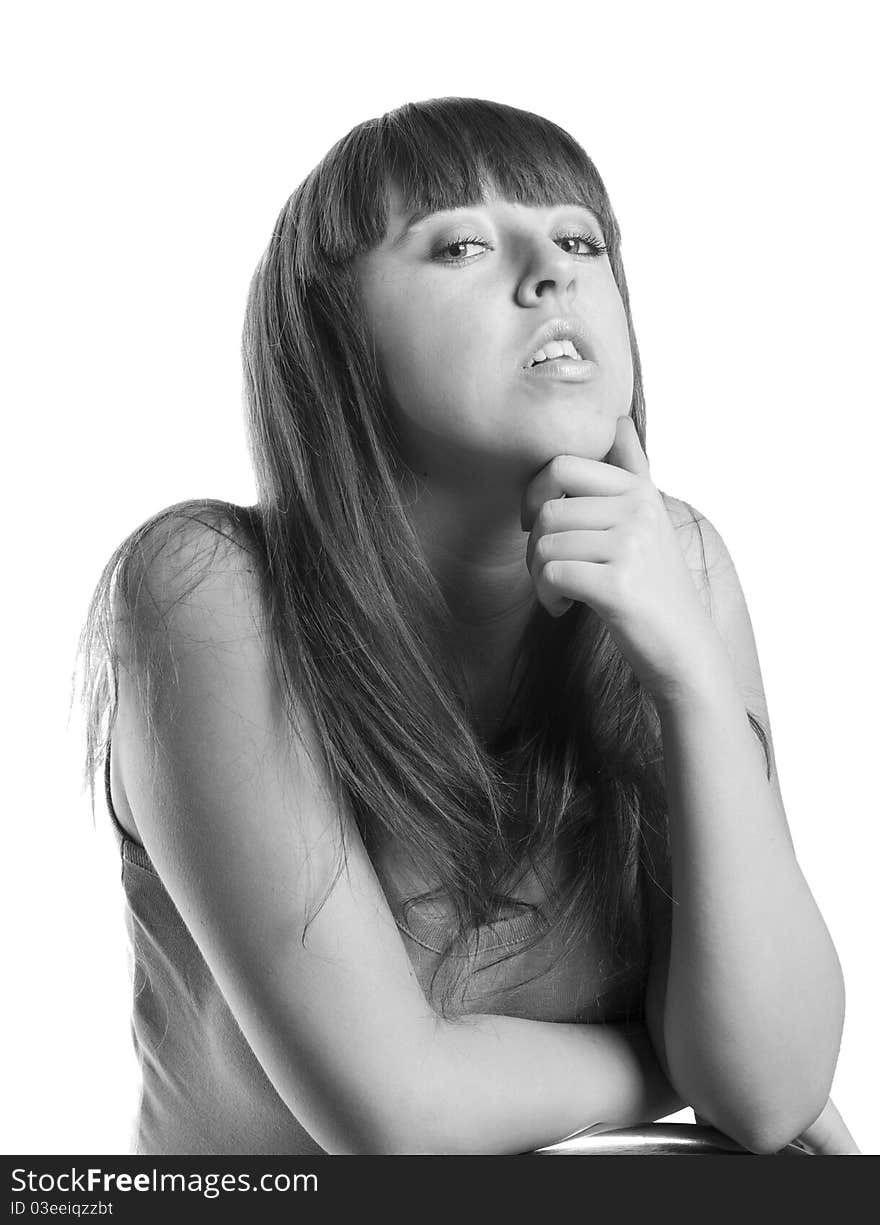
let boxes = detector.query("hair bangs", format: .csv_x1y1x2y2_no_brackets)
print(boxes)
291,97,617,280
383,99,612,230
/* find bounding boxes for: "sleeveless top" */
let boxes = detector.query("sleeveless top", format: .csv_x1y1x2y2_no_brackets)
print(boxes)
104,746,647,1155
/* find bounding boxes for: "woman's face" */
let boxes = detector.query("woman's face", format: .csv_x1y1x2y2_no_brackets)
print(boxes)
354,183,634,485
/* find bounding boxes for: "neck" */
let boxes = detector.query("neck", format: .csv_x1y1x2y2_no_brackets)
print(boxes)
401,469,538,736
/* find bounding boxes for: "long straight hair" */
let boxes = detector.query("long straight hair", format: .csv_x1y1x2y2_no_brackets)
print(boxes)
78,98,770,1016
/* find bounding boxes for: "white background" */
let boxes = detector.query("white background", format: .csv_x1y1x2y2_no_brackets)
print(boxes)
3,0,877,1154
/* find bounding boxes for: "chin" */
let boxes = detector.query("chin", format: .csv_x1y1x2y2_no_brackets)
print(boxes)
532,417,619,465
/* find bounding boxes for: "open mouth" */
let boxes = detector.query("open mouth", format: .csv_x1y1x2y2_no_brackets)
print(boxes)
526,338,585,368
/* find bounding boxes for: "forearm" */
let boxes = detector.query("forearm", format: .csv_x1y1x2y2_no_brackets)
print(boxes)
418,1015,685,1154
656,657,845,1152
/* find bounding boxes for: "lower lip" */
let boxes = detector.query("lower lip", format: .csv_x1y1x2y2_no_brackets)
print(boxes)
523,358,599,382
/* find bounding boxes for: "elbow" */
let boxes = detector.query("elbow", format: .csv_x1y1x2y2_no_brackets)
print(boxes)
324,1021,478,1154
359,1111,461,1155
710,1089,831,1157
674,1002,845,1156
735,1113,815,1156
321,1081,465,1156
374,1095,478,1155
369,1025,478,1154
390,1125,474,1155
741,1012,845,1154
316,1099,457,1155
681,1045,837,1156
341,1116,467,1156
321,1118,456,1156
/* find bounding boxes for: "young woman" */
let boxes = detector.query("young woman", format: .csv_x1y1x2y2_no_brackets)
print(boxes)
79,97,854,1155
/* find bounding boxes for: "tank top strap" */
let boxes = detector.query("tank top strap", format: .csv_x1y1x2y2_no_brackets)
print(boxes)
104,744,124,854
103,742,155,874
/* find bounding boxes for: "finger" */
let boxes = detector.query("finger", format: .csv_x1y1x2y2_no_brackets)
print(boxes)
521,455,635,531
526,492,629,549
535,559,615,619
604,414,651,478
527,526,614,573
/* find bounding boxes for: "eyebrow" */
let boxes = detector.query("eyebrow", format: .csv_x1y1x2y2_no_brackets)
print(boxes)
389,202,605,248
390,206,459,248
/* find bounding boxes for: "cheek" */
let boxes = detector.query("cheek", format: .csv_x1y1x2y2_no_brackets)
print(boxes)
603,294,635,405
618,333,635,407
378,330,447,412
375,307,488,425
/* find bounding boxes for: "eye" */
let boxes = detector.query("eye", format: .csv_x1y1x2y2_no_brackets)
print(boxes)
554,231,608,258
429,228,606,265
431,234,491,264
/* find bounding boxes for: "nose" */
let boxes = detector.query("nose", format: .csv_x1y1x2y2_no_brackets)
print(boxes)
514,240,578,308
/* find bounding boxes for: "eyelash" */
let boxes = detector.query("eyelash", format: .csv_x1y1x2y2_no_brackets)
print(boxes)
432,230,608,265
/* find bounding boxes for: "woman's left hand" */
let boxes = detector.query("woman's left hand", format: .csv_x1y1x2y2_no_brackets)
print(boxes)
521,414,730,706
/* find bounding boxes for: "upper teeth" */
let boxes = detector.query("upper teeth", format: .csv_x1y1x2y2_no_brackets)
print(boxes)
528,338,583,366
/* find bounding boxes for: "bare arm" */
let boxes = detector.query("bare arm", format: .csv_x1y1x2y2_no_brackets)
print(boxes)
426,1017,686,1153
113,518,683,1154
694,1098,859,1154
647,509,845,1154
518,437,846,1154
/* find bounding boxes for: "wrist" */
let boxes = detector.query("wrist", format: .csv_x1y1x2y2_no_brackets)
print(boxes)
650,643,741,720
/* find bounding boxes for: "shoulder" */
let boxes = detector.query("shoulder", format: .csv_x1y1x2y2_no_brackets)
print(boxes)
660,491,732,571
105,500,279,847
113,497,263,592
659,489,775,774
108,498,331,843
106,498,286,769
659,488,754,655
659,489,749,613
110,499,267,654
